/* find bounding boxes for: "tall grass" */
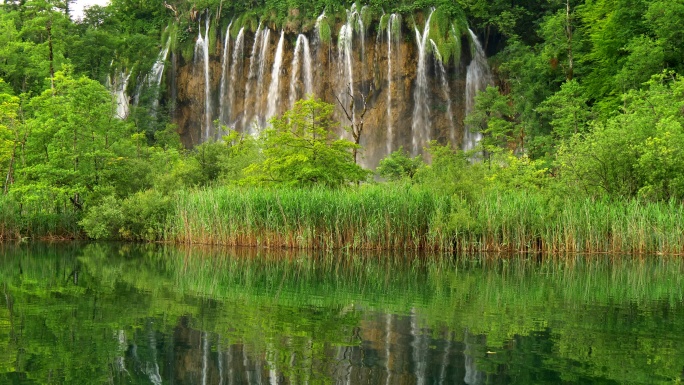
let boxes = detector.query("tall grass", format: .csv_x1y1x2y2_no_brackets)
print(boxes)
0,195,81,241
168,185,684,254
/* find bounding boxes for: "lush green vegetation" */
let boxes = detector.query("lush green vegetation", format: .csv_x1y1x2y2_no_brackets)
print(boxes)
169,184,684,254
1,0,684,254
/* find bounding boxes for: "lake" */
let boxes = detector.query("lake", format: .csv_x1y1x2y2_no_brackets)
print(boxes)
0,243,683,384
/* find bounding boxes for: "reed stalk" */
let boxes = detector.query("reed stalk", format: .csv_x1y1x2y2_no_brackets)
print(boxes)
167,185,684,254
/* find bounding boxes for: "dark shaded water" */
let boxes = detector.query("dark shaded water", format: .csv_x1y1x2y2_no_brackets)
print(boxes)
1,243,683,384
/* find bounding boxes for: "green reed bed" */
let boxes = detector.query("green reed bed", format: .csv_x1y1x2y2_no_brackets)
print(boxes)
0,196,81,241
171,185,439,250
169,185,684,254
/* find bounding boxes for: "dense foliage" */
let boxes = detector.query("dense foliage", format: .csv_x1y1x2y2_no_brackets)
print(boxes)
1,0,683,248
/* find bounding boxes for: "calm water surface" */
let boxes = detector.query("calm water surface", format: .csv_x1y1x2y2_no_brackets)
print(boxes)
0,243,683,384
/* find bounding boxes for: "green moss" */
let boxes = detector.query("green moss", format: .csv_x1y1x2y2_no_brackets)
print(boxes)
379,13,389,32
179,37,195,62
317,17,332,44
360,5,373,32
231,12,258,36
426,6,467,65
207,24,218,53
391,14,402,40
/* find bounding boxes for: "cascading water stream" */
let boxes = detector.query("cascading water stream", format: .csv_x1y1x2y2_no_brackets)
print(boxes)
411,9,434,155
202,332,209,385
337,5,363,134
150,40,170,89
289,34,313,108
385,13,400,155
218,22,233,127
242,23,263,133
464,28,492,152
194,16,212,141
226,27,245,130
430,39,456,144
111,70,131,119
256,28,271,129
265,30,285,122
410,308,428,385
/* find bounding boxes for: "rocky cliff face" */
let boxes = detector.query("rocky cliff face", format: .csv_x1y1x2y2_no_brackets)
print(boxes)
168,12,482,168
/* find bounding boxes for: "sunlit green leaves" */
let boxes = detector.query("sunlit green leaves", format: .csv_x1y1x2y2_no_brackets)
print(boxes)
243,97,368,188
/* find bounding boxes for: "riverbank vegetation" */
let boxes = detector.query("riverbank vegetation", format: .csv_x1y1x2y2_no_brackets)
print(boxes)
2,0,684,254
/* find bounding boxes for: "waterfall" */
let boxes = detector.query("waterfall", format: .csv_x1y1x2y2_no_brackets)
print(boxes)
218,22,233,127
225,27,245,130
242,23,263,133
384,314,393,385
202,332,209,385
358,6,367,91
265,30,285,122
150,40,170,89
111,70,131,119
217,338,224,385
464,28,492,152
147,39,170,115
145,329,162,385
337,5,363,132
410,309,428,385
385,13,400,155
464,330,486,385
438,332,453,385
255,28,271,130
289,34,313,108
411,10,434,155
302,36,313,96
430,39,456,144
194,16,212,142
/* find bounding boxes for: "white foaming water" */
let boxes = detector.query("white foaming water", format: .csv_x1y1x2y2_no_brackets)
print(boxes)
265,30,285,122
110,70,131,119
430,39,456,144
337,5,363,134
464,28,492,152
218,22,233,127
289,34,313,108
411,9,434,155
385,13,400,155
255,28,271,130
194,16,212,142
226,27,245,129
242,23,263,133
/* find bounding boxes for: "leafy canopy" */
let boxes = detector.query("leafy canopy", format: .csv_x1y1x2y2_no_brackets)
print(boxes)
243,96,368,188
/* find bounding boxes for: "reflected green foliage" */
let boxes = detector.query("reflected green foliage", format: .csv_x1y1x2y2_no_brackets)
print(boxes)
0,244,683,383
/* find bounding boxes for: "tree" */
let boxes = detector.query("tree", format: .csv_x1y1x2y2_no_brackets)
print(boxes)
243,97,368,188
539,0,580,81
536,79,590,143
376,147,423,181
464,86,517,164
334,84,371,165
15,70,138,211
0,90,21,194
557,72,684,200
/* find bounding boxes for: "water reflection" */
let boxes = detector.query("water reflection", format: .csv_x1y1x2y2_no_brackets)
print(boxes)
115,314,490,385
0,243,683,384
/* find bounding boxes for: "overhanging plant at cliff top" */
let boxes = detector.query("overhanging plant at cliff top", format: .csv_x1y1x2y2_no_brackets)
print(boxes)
164,0,470,61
